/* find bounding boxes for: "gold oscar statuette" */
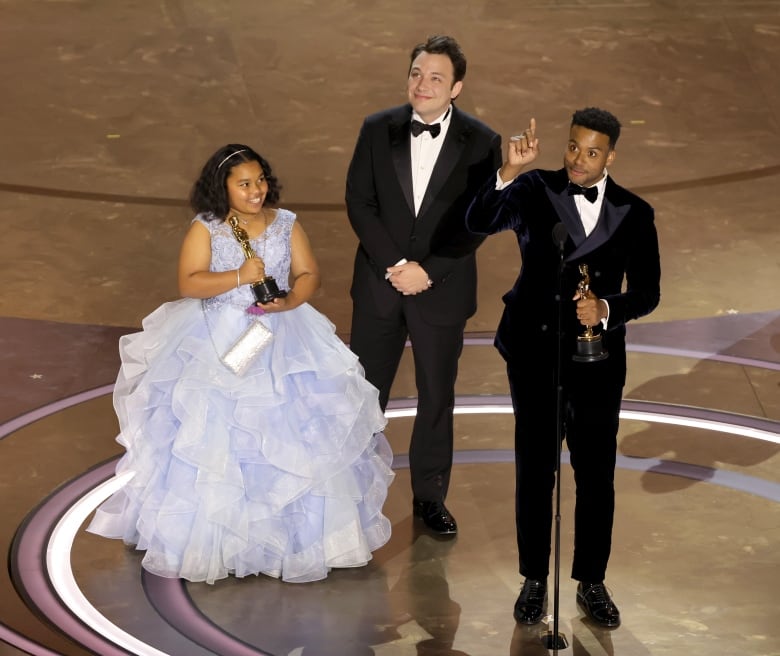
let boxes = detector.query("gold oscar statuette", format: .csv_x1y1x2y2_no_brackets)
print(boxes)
228,215,287,304
572,263,608,363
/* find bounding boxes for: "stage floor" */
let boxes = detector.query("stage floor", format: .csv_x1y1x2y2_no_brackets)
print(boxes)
1,1,779,655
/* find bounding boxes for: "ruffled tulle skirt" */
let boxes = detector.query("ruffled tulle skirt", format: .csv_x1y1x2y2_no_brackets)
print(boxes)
87,298,394,584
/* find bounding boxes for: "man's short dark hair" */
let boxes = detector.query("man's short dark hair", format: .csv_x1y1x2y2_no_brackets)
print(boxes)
409,35,467,84
572,107,622,149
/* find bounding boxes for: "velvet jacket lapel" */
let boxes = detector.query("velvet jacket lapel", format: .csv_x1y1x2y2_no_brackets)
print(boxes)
546,172,630,261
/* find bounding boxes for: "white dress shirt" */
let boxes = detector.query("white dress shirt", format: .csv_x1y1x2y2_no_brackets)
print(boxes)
410,106,452,216
388,106,453,275
571,172,608,237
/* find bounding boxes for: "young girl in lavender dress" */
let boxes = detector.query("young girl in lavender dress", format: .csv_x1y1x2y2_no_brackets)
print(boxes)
88,144,394,584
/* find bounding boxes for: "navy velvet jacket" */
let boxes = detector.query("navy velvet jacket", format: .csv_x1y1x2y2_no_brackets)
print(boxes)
466,168,661,384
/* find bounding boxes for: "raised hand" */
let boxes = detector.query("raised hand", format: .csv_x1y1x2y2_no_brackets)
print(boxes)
500,117,540,182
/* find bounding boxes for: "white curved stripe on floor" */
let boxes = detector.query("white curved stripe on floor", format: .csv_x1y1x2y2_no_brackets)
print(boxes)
45,471,170,656
388,405,780,444
46,404,779,655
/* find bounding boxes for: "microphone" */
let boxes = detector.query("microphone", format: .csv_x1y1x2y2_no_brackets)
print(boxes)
552,222,568,252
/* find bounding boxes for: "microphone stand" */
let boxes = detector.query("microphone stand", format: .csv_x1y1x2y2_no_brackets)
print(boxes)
543,224,569,652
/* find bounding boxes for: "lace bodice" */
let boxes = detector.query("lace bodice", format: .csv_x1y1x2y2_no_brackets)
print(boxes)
198,209,295,310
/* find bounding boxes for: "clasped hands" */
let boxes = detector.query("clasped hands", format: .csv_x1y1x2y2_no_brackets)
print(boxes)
386,261,431,295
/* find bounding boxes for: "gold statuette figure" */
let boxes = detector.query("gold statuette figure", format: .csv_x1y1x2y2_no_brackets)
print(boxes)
572,263,608,363
228,215,287,304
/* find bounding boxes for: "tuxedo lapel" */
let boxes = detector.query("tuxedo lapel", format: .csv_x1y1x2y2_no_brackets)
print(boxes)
546,186,586,247
389,110,415,216
416,108,470,220
567,177,630,261
571,200,629,259
542,172,632,261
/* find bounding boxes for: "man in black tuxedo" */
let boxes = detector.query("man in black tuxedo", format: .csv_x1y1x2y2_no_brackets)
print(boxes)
466,108,660,627
345,35,501,535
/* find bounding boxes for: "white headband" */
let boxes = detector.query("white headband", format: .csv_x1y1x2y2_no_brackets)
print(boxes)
217,149,247,169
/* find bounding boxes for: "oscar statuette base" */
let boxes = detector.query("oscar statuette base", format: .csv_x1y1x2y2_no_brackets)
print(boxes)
572,335,609,363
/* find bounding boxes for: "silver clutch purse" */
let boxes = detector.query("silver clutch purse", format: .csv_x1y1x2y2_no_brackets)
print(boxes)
221,319,273,376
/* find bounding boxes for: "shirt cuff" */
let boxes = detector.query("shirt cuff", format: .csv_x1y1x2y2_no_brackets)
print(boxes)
495,170,514,190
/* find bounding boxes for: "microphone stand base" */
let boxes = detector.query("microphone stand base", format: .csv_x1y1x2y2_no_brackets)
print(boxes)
542,631,569,650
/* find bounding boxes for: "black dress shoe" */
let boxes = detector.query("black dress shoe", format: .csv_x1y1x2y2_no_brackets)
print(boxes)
576,582,621,628
412,499,458,535
513,578,547,624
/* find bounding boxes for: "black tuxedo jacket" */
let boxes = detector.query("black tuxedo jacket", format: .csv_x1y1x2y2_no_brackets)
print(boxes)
466,168,661,385
346,103,501,326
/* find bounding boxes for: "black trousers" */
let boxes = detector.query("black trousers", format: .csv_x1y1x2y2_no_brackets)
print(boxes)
350,298,465,502
507,359,622,583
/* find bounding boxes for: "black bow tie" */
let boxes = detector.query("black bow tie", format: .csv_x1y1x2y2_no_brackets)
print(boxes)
567,182,598,203
411,120,441,138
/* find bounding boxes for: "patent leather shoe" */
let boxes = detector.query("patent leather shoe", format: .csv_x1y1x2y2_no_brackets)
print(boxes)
412,499,458,535
513,578,547,625
577,582,621,628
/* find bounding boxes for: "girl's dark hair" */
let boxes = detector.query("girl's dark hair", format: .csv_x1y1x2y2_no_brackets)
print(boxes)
189,144,282,219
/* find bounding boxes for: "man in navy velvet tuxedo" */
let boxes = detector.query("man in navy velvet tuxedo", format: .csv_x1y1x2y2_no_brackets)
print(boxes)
345,35,501,535
466,108,661,628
